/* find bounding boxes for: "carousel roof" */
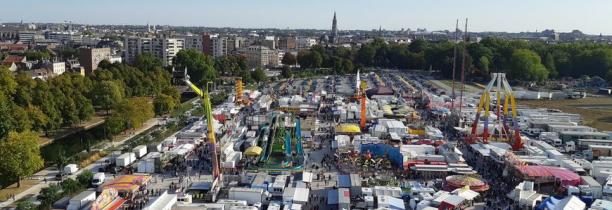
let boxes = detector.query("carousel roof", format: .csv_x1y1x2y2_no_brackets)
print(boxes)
335,123,361,133
445,175,490,192
245,146,263,156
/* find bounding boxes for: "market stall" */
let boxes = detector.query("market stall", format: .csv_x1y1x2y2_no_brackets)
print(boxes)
101,175,151,197
517,166,581,187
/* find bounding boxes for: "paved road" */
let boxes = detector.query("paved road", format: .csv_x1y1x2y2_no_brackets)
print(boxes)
302,121,340,210
0,118,160,209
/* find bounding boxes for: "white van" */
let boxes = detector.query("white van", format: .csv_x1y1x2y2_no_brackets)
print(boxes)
63,164,79,175
92,173,105,186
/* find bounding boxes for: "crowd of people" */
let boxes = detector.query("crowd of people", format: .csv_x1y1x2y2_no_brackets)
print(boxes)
461,142,521,210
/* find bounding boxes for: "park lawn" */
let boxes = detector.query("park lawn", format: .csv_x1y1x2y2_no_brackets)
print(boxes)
0,179,39,202
519,97,612,131
439,80,483,92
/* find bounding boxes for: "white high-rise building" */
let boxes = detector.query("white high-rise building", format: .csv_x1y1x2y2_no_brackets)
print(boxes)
238,46,272,68
124,37,185,66
211,35,246,58
176,34,203,51
212,36,229,58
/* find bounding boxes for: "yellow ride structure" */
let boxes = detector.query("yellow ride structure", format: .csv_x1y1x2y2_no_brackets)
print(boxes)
467,73,523,151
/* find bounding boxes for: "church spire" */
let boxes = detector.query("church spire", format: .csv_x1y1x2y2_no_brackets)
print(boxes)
331,11,338,44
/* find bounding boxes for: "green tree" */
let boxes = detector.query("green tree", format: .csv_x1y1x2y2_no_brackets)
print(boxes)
60,178,80,195
0,131,44,187
115,97,154,129
214,55,246,76
105,114,126,135
12,106,32,132
76,171,93,186
281,52,297,66
251,68,268,83
13,73,35,106
509,49,549,82
93,80,124,114
281,66,292,78
0,67,17,96
297,50,312,68
16,200,37,210
37,184,62,210
211,92,228,106
0,92,16,138
23,50,51,61
174,49,217,85
543,53,558,78
154,94,177,116
55,149,68,173
408,39,429,53
356,45,376,67
478,56,491,75
135,53,163,72
342,59,354,73
26,106,48,132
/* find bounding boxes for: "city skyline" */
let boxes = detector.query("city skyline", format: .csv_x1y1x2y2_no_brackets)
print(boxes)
2,0,612,35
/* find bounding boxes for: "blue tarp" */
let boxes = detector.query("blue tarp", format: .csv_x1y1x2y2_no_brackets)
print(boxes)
327,189,339,205
536,195,585,210
338,175,351,188
360,143,403,168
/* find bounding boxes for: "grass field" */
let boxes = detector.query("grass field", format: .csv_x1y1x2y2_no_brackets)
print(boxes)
519,97,612,131
438,80,483,93
0,179,38,202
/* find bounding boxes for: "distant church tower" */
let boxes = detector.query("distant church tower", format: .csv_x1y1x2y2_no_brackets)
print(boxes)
331,12,338,44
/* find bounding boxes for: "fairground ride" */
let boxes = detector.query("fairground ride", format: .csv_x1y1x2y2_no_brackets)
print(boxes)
467,73,523,151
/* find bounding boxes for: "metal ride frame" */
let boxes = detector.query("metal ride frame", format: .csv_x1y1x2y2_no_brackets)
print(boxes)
468,73,523,151
184,77,221,179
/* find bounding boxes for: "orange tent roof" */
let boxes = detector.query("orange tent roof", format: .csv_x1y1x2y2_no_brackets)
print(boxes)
102,175,151,193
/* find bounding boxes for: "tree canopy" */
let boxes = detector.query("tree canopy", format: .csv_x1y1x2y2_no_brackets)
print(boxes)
295,37,612,83
174,49,217,85
281,52,297,66
0,131,44,187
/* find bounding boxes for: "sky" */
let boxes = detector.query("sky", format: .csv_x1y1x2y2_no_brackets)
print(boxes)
2,0,612,35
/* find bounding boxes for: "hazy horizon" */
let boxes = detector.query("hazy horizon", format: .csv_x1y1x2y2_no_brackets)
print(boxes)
2,0,612,35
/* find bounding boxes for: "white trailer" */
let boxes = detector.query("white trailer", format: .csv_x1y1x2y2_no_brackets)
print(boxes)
133,145,148,158
228,187,270,205
581,176,603,199
67,190,96,210
116,152,136,167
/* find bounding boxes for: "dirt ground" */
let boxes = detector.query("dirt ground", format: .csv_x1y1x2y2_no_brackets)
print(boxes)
519,97,612,131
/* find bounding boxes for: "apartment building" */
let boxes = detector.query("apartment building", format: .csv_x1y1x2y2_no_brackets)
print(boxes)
124,37,185,66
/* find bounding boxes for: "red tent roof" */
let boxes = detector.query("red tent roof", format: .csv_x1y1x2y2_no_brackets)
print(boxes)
2,55,25,65
213,114,227,122
518,166,581,186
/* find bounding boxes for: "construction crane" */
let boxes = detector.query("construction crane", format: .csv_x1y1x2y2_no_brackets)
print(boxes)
467,73,523,151
184,77,221,179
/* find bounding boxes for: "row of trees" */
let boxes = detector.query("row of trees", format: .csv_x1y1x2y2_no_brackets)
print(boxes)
293,45,356,75
174,49,268,86
294,37,612,83
0,53,178,140
0,53,179,188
